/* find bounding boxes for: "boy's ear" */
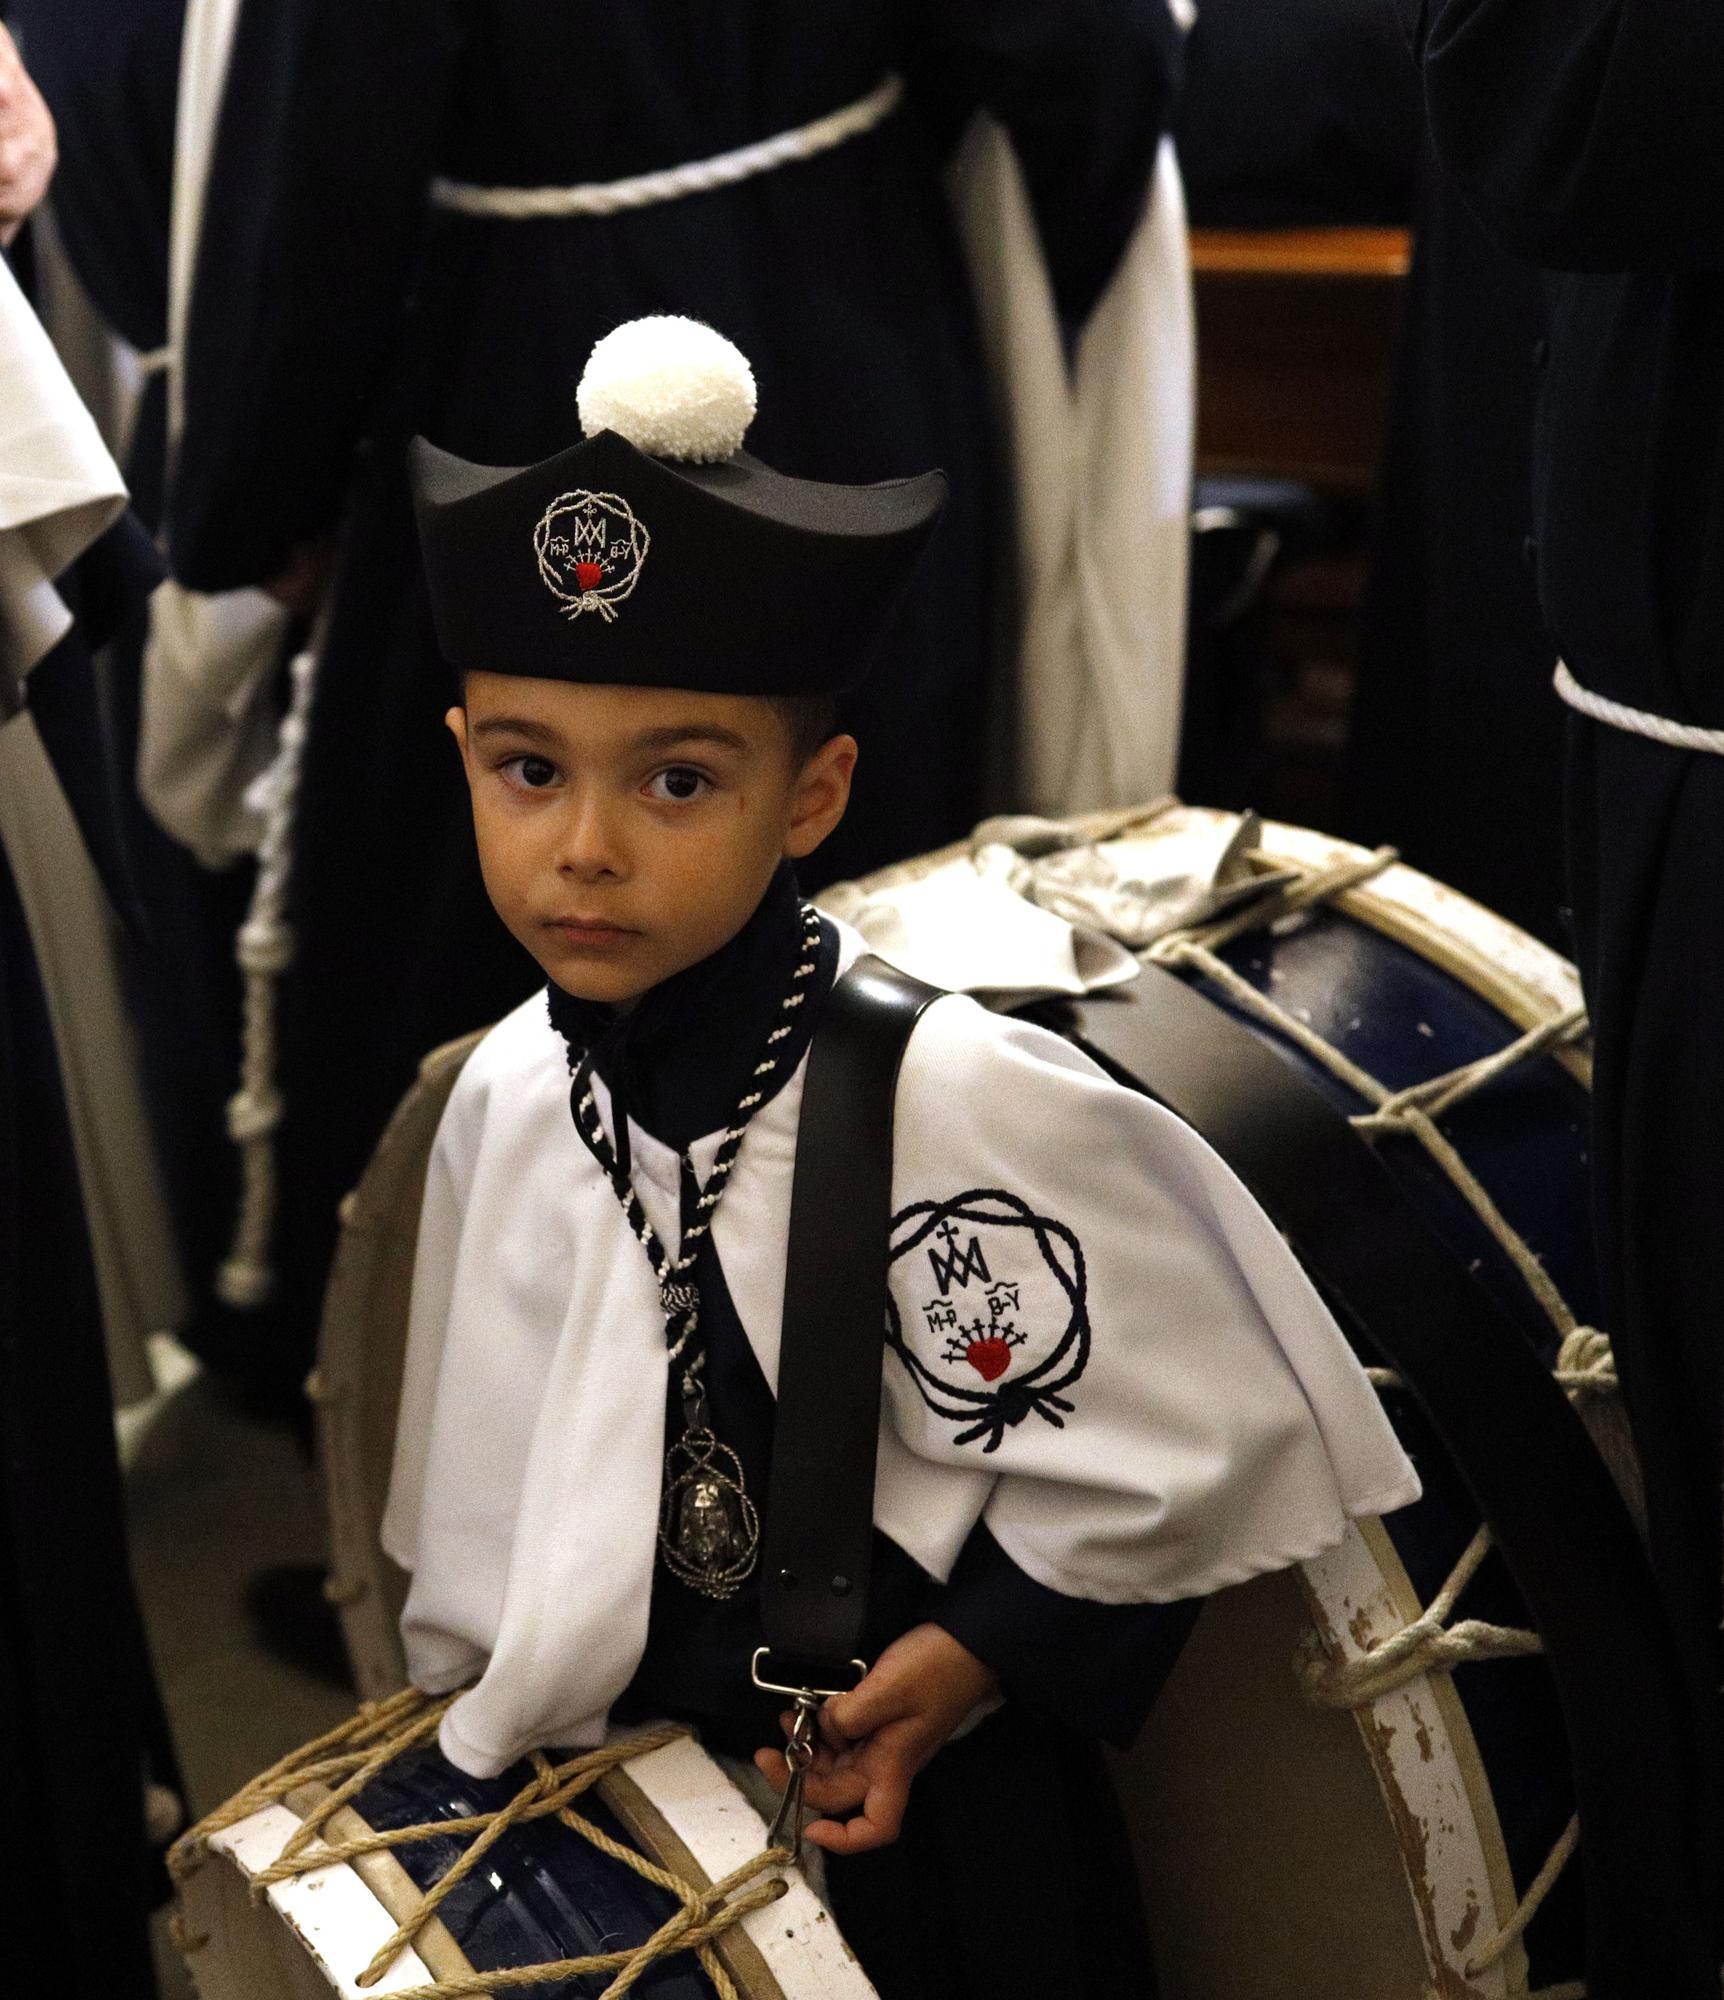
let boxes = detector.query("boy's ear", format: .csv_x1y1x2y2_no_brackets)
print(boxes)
444,705,469,758
783,733,857,861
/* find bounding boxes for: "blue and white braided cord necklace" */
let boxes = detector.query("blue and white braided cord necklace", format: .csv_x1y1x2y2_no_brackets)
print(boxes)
568,903,823,1596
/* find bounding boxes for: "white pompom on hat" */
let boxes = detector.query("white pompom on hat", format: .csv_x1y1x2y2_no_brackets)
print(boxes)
576,315,757,463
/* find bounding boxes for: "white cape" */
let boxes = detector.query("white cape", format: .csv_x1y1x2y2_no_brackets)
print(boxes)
385,924,1418,1778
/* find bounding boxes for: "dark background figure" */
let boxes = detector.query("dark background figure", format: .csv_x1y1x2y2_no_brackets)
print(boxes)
11,0,274,1402
0,550,184,2000
1175,0,1417,228
9,0,180,515
1397,0,1724,1935
166,0,1178,1413
1344,140,1564,946
0,216,182,1972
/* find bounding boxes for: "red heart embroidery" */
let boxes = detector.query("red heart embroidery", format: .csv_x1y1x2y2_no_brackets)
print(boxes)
965,1338,1013,1383
574,560,605,592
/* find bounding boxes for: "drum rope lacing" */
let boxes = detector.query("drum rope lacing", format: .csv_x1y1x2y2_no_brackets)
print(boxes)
1145,842,1611,1998
168,1686,793,1998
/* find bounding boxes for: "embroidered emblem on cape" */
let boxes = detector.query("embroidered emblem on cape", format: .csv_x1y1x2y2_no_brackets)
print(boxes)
534,489,650,622
887,1191,1090,1451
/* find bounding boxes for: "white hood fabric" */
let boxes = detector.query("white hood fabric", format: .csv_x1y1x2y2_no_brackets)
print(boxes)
0,255,127,700
384,924,1419,1778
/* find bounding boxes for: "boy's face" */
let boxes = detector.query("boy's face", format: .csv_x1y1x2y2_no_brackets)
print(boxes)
448,672,855,1004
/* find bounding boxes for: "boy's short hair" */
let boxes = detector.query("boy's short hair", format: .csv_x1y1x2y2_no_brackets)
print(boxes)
767,693,840,765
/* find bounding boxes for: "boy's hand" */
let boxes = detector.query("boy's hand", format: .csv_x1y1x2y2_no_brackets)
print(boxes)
753,1623,998,1855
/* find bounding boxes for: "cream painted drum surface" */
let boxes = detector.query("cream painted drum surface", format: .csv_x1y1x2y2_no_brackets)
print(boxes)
310,804,1673,1999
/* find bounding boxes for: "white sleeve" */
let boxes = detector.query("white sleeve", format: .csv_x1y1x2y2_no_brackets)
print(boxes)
881,995,1421,1603
379,1051,488,1573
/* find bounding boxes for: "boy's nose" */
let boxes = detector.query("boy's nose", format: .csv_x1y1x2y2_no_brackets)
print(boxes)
555,795,627,881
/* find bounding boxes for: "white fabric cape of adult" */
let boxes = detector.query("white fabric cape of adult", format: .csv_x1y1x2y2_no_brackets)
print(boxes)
0,258,185,1405
949,121,1194,816
140,0,288,867
384,924,1419,1779
0,256,126,695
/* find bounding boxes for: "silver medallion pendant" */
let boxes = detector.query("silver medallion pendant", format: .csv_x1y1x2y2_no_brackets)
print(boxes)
659,1409,760,1599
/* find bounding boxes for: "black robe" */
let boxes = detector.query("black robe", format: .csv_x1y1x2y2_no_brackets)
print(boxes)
165,0,1176,1406
1174,0,1417,229
0,529,181,1998
8,0,181,516
1343,139,1565,947
1397,0,1723,1937
12,0,267,1392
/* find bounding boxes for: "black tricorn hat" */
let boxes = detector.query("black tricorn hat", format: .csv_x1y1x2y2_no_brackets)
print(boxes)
410,317,947,697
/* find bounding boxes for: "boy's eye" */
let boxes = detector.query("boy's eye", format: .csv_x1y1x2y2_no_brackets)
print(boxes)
503,754,559,790
646,766,710,803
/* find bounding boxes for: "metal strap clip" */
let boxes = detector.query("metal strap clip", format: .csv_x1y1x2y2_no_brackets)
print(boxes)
750,1647,866,1862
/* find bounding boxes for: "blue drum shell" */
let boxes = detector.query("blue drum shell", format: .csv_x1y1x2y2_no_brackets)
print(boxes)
353,1744,720,1999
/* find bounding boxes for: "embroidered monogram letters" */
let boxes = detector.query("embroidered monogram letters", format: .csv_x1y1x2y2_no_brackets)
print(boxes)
534,489,650,622
887,1191,1090,1451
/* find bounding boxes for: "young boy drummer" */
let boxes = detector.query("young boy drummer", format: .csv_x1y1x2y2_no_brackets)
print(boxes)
383,317,1420,1995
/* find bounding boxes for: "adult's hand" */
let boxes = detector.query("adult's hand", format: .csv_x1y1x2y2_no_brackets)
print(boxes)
0,24,56,248
263,536,340,619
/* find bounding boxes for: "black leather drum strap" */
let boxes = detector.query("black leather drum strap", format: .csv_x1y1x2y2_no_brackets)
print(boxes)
1071,966,1711,1997
760,956,940,1683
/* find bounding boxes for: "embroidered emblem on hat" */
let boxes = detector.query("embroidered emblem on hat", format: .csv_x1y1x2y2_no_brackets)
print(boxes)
534,489,650,622
886,1191,1090,1452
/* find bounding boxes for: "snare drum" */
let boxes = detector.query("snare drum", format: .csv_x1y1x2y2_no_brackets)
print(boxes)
171,1689,874,1999
298,804,1699,2000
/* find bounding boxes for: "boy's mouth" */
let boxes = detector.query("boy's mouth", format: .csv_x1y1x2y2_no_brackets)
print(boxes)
545,916,638,946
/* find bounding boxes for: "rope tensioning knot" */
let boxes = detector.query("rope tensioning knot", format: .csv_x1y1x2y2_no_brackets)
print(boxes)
1553,1326,1617,1397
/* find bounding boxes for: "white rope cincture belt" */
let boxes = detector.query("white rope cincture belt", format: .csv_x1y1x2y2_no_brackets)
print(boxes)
430,73,903,221
1553,659,1724,755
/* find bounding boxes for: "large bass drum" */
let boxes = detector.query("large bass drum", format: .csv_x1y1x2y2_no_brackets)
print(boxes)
305,805,1703,2000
